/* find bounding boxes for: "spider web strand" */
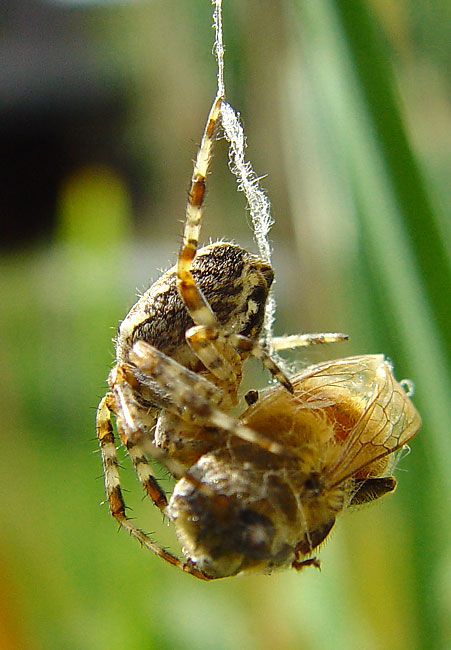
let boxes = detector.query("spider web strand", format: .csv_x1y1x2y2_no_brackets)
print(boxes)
212,0,225,97
220,101,276,343
212,0,277,348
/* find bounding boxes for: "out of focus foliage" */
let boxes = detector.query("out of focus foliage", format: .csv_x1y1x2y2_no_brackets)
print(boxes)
0,1,449,649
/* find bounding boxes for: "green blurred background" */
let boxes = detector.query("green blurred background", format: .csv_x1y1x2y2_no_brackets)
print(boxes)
1,1,450,649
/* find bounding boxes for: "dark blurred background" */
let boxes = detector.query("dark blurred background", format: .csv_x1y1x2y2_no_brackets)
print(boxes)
0,1,450,649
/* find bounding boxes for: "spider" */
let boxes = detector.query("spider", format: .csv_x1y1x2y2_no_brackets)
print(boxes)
96,95,421,580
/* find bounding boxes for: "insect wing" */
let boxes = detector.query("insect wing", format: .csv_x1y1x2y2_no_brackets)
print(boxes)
291,355,421,487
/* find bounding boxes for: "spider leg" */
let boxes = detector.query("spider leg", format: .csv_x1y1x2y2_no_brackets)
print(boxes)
108,364,184,495
129,344,231,416
176,95,296,397
177,93,223,330
269,332,348,350
96,391,167,511
96,392,214,581
185,325,241,401
227,332,294,392
190,329,349,394
131,340,294,457
111,369,188,478
187,325,293,393
125,438,168,511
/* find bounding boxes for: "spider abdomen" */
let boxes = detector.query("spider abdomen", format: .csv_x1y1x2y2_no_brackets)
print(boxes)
115,242,273,370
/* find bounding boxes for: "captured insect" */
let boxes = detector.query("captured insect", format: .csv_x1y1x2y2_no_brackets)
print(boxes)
96,95,421,580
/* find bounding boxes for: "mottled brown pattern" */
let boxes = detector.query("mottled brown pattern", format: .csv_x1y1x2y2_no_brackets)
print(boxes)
125,243,273,367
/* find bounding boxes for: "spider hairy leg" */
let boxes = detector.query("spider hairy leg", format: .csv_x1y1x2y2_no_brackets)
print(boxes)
130,343,227,413
269,332,349,351
177,94,223,329
131,340,294,457
186,325,240,389
125,438,168,511
229,332,294,393
111,374,190,479
96,392,165,515
186,325,293,394
176,95,294,396
96,393,213,580
96,393,125,518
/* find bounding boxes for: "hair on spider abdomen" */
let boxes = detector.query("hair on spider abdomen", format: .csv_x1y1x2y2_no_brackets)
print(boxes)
117,242,274,372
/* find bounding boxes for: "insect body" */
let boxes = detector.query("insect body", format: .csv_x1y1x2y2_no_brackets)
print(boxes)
96,95,421,580
166,354,420,578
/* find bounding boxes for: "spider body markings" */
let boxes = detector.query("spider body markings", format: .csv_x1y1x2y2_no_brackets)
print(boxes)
116,241,275,412
96,95,421,580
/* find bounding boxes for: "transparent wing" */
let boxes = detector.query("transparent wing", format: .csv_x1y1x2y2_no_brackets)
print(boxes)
290,355,421,487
